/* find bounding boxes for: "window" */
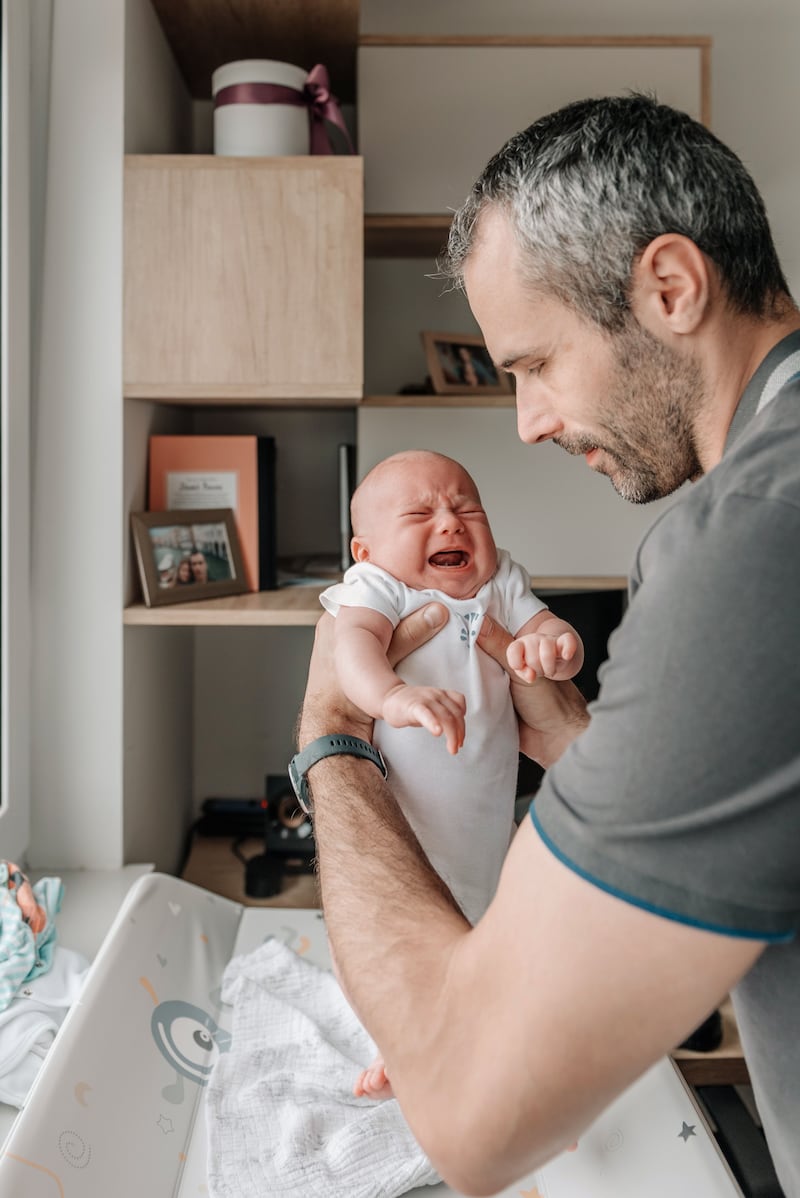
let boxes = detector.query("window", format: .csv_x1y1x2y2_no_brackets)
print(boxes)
0,0,31,861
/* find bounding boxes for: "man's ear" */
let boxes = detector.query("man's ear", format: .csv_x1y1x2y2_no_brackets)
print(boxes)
350,536,369,563
632,234,710,336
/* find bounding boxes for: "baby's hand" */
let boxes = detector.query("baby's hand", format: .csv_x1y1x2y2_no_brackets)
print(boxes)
382,684,466,754
507,631,582,683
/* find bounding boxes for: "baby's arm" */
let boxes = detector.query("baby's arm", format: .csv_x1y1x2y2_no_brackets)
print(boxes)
506,609,585,683
334,605,466,754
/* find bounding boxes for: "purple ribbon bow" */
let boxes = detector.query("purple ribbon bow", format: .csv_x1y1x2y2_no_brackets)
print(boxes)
214,64,353,155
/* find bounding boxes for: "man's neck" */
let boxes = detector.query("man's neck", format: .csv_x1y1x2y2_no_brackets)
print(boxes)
695,306,800,472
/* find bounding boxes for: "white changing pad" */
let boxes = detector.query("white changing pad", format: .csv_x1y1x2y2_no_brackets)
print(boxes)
0,873,743,1197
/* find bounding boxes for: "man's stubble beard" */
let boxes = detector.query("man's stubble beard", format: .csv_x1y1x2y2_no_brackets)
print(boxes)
556,319,705,504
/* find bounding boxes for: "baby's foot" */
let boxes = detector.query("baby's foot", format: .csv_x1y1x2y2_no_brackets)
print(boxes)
353,1056,394,1100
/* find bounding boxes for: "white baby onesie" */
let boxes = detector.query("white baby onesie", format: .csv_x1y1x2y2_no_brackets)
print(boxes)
321,550,546,924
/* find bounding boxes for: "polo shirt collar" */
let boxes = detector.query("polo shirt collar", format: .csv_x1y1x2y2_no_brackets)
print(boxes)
725,328,800,452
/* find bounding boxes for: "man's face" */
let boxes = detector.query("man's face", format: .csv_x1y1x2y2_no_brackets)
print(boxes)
463,209,705,503
190,553,208,583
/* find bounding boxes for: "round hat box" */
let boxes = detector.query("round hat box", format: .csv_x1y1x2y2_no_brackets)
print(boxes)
212,59,310,156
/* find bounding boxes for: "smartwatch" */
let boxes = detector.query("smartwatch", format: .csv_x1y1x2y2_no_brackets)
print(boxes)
288,734,388,815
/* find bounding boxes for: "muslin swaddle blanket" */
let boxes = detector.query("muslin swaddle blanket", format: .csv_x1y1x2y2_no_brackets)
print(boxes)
206,936,440,1198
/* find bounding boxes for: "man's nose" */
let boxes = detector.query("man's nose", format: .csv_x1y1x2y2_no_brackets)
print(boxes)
516,395,564,445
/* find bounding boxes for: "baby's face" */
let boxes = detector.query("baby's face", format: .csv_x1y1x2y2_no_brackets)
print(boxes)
352,457,498,599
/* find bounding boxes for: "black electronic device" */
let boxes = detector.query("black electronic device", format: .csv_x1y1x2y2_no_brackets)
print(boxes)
198,796,267,838
242,774,316,899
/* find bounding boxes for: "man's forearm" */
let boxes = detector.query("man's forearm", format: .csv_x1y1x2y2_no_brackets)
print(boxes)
306,747,468,990
304,744,471,1098
514,676,590,767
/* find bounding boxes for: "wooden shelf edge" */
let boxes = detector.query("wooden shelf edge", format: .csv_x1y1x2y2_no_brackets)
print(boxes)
124,389,362,406
124,576,627,627
671,998,749,1086
359,35,713,48
125,154,364,171
362,393,514,408
365,213,452,259
124,590,327,627
529,576,627,592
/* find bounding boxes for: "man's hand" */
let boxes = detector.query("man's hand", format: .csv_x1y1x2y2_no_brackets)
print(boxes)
476,614,590,767
298,603,450,750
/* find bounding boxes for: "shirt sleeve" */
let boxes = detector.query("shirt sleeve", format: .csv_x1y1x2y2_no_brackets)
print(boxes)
532,489,800,941
494,551,549,635
320,563,405,627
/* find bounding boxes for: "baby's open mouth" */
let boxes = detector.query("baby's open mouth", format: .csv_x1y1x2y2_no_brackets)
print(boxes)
429,551,469,568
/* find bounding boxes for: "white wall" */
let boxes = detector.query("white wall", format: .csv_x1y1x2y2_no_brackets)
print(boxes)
28,0,192,869
29,0,126,868
121,0,195,870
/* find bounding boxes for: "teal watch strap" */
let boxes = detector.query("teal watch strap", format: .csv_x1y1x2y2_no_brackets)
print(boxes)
288,734,388,815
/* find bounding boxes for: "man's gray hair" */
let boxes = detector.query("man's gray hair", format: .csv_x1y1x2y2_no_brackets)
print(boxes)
440,94,790,331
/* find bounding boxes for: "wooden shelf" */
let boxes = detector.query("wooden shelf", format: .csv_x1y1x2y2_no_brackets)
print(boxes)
125,391,513,409
150,0,359,103
124,588,327,627
124,387,361,406
124,576,627,628
363,393,514,408
672,998,749,1086
365,213,452,259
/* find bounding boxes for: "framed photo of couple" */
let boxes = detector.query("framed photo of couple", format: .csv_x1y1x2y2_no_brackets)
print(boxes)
421,331,513,397
131,509,247,607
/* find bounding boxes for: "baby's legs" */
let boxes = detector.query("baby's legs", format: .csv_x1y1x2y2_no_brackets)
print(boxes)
353,1055,394,1100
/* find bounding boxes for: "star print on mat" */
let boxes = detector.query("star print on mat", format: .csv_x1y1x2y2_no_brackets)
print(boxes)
678,1121,697,1141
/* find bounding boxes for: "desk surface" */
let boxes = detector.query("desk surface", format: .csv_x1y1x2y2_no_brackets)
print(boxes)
181,833,320,908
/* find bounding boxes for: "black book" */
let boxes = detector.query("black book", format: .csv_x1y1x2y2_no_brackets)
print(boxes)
258,435,277,590
338,442,357,572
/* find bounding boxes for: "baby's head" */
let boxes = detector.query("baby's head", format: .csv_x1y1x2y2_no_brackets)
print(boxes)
350,450,498,599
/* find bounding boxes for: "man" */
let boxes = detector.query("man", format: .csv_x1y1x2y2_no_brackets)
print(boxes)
189,549,208,584
294,95,800,1195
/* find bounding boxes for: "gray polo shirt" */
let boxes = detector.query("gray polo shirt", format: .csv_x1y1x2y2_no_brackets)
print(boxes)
532,330,800,1194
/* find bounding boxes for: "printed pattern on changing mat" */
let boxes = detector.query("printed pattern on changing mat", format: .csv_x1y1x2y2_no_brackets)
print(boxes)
206,938,440,1198
0,863,63,1012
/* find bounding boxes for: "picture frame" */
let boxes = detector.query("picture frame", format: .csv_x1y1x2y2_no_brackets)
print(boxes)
421,330,513,396
131,509,248,607
148,434,277,591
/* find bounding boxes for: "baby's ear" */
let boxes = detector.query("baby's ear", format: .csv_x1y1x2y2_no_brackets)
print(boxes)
350,535,370,563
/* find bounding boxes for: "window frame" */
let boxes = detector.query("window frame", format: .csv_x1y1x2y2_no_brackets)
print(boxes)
1,0,32,861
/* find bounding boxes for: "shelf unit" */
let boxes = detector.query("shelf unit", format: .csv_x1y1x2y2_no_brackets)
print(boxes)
122,191,635,623
364,213,452,259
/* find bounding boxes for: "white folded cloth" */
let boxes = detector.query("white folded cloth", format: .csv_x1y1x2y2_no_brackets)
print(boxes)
0,944,89,1107
206,937,440,1198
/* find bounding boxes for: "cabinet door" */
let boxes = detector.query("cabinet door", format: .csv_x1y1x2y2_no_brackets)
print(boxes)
124,156,363,401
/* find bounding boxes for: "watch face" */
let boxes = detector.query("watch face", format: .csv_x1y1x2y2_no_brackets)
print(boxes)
287,757,311,813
